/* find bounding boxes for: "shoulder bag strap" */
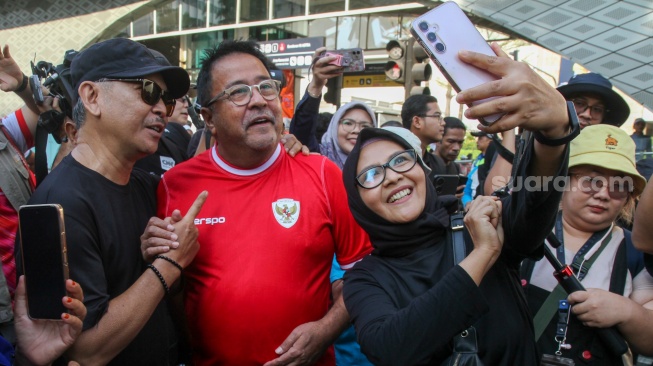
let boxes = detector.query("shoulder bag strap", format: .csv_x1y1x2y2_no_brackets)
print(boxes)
450,212,466,265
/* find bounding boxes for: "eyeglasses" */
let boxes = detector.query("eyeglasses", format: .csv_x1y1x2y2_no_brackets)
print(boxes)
339,119,374,133
356,149,417,189
571,99,607,119
96,78,176,117
572,174,633,199
419,113,443,122
206,79,281,106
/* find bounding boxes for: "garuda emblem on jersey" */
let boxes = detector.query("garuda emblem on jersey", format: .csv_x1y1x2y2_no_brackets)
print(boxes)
272,198,300,228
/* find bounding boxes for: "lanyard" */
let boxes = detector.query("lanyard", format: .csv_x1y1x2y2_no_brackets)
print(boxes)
552,211,614,354
554,211,612,281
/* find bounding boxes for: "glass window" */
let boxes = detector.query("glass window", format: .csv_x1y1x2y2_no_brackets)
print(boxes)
250,23,308,41
367,15,402,49
190,31,235,69
133,12,154,37
240,0,268,22
308,18,336,49
336,16,365,49
209,0,237,26
157,0,180,33
309,0,344,15
350,0,415,10
182,0,207,30
273,0,305,18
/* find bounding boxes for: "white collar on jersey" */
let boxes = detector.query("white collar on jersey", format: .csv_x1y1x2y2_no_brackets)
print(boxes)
211,143,282,176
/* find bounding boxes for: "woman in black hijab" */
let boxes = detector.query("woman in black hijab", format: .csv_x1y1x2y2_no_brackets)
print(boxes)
341,126,569,365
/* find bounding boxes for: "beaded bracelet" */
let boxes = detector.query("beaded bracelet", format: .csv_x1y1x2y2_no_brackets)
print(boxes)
147,264,169,295
155,255,183,273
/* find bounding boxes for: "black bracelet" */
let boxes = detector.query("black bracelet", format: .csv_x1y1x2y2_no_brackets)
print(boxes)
532,101,580,146
147,264,169,295
15,73,28,93
155,255,183,273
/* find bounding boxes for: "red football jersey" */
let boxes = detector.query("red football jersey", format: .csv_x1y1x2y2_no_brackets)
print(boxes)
157,144,372,365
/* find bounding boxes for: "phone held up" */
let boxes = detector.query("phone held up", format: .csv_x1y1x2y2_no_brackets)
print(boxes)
19,204,69,320
411,2,503,125
318,48,365,73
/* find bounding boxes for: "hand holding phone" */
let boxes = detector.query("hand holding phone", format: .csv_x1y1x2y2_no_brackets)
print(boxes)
19,204,69,320
318,48,365,73
411,2,503,124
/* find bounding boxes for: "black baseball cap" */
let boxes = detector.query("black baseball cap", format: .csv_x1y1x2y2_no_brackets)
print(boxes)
71,38,190,101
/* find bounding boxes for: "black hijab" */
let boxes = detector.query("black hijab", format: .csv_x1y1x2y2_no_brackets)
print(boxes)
342,128,458,257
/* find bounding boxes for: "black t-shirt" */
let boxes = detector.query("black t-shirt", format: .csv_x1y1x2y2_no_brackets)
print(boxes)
20,155,178,365
135,122,190,177
343,141,569,365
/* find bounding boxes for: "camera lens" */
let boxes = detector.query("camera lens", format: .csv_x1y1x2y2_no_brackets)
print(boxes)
419,21,429,32
435,43,446,53
427,32,437,42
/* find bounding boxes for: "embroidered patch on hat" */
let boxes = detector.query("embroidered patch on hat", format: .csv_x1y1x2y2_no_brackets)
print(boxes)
272,199,300,228
605,134,618,150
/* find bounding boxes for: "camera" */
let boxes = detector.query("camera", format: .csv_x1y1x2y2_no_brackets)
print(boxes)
30,49,78,144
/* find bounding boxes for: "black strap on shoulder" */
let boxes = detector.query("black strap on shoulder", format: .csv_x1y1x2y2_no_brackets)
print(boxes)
609,237,628,295
450,212,466,265
34,124,49,186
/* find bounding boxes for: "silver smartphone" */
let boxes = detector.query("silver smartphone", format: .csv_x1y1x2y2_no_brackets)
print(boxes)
411,2,503,124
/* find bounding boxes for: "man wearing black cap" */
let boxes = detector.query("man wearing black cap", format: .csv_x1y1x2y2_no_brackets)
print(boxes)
18,38,206,365
557,72,630,129
134,49,192,176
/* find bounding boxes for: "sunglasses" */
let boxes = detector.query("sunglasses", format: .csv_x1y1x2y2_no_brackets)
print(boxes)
97,78,176,117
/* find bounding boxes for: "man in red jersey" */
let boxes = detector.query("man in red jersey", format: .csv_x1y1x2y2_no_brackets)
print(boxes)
156,40,372,365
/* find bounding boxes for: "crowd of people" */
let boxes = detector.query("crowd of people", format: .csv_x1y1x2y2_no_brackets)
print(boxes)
0,32,652,366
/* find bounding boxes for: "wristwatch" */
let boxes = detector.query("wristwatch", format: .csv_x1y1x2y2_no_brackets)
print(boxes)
533,101,580,146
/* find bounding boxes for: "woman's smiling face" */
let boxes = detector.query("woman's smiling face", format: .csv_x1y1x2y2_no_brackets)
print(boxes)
356,139,427,223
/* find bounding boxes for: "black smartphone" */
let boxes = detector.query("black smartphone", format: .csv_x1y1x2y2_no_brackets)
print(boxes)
18,204,69,320
433,175,460,196
458,175,468,186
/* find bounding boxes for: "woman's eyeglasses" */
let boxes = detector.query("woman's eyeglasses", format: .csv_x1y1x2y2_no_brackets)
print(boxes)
97,78,176,117
206,79,281,106
339,119,374,133
356,149,417,189
572,174,633,199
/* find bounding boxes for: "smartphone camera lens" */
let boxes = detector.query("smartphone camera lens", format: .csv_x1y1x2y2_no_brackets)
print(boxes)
418,21,429,32
427,32,437,42
435,43,446,53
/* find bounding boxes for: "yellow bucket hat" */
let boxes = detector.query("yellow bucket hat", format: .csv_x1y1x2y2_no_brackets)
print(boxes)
569,124,646,195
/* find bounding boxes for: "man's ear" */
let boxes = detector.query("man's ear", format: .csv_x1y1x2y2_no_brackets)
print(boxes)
200,107,217,136
411,115,423,129
64,119,78,144
77,81,101,117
